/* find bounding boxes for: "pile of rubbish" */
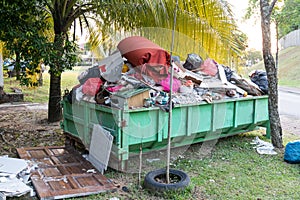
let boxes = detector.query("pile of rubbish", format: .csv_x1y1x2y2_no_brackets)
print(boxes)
0,156,35,199
66,36,268,110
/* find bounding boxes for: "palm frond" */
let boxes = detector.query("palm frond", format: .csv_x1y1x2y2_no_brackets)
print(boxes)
44,0,246,67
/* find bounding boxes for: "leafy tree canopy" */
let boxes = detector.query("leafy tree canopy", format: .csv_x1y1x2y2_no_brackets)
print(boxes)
0,0,50,82
277,0,300,37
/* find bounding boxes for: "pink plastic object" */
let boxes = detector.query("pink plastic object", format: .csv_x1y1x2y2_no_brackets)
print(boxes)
107,85,123,92
82,78,103,96
185,80,194,87
160,75,181,92
200,58,218,76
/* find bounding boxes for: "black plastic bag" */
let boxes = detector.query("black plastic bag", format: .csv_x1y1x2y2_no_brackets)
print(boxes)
78,65,101,85
250,70,268,94
183,53,203,70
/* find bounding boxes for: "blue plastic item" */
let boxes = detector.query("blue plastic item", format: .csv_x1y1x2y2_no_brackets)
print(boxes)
284,141,300,164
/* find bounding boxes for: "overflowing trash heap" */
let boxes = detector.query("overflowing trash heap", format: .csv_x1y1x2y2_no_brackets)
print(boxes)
0,156,35,198
66,36,268,110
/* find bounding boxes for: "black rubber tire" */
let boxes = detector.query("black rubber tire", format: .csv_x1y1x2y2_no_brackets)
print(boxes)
144,168,190,192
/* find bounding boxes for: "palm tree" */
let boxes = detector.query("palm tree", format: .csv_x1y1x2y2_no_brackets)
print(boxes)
0,42,4,96
41,0,244,122
42,0,100,122
91,0,245,64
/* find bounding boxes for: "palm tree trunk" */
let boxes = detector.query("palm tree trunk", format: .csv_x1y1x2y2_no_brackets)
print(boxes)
260,0,283,148
0,45,4,99
47,34,65,122
48,72,62,122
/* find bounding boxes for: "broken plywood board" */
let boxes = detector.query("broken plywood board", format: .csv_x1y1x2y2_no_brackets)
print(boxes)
17,146,117,200
110,88,150,109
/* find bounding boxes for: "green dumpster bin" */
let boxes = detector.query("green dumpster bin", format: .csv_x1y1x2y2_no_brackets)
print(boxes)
61,95,270,172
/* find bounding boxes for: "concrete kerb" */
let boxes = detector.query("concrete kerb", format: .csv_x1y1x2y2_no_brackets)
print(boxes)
279,86,300,95
0,102,48,110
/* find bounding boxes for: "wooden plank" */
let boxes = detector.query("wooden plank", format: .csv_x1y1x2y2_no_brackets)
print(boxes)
17,146,117,200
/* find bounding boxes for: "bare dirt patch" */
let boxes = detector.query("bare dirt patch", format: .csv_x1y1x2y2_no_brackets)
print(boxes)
280,114,300,136
0,104,65,157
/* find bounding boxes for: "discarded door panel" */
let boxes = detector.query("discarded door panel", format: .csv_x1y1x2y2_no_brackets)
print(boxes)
17,146,117,200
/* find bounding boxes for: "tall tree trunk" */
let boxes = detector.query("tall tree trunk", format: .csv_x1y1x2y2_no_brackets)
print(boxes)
15,51,21,80
260,0,283,148
275,21,279,68
0,44,4,99
48,73,62,122
48,34,65,122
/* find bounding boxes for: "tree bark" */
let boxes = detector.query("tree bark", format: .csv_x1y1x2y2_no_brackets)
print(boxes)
48,72,62,122
0,44,4,100
0,45,3,89
275,21,279,68
260,0,283,148
15,51,21,80
47,34,65,122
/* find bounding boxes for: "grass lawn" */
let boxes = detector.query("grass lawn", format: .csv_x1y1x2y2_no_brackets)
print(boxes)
2,66,300,200
243,46,300,88
3,66,85,103
69,132,300,200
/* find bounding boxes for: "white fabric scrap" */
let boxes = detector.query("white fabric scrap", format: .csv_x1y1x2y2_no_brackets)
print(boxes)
0,177,7,183
75,85,84,101
251,136,277,155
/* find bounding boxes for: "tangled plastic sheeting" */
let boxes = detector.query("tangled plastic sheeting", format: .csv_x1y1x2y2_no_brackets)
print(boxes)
251,136,277,155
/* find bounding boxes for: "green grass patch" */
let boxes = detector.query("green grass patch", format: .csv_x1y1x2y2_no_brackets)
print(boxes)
3,67,85,103
69,132,299,200
182,135,299,200
278,79,300,88
244,46,300,88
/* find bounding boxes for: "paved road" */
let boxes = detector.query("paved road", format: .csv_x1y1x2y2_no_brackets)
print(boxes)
278,87,300,136
279,86,300,118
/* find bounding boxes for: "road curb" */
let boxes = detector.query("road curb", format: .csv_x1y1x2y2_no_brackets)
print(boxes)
0,102,47,109
278,87,300,95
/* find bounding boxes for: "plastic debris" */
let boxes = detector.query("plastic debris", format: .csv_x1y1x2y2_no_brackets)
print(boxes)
284,140,300,163
65,36,267,110
109,197,120,200
146,158,161,163
0,156,34,198
251,136,277,155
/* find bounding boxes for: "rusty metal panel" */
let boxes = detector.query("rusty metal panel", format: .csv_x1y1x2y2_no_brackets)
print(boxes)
17,146,117,200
